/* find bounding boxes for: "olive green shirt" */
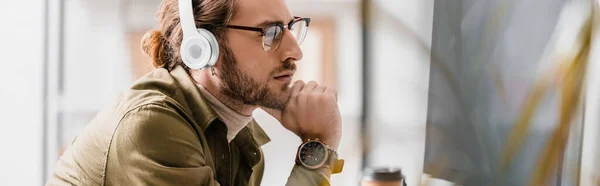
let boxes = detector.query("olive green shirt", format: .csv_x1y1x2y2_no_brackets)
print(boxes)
46,65,330,186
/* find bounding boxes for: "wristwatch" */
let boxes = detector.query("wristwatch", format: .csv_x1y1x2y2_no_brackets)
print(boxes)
295,138,344,174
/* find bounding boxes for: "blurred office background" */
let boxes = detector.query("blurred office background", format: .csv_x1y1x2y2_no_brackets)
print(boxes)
1,0,599,186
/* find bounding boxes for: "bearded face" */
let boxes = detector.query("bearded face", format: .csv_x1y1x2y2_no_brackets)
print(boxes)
217,45,297,110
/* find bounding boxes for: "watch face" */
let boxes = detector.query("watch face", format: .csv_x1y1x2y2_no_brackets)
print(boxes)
299,141,328,168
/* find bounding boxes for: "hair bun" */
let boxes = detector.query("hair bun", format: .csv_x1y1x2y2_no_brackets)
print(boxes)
141,29,166,68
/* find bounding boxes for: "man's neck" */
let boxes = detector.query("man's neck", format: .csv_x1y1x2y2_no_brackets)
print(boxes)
189,70,256,116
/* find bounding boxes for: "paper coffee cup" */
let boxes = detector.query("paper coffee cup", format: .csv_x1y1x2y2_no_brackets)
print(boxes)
361,167,405,186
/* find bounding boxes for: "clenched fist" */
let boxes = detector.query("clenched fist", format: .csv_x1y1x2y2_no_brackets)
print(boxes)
264,80,342,150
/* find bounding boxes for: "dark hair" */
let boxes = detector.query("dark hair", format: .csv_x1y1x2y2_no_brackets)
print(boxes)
141,0,237,71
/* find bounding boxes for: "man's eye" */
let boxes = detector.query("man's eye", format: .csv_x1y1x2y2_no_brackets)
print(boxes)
265,27,277,36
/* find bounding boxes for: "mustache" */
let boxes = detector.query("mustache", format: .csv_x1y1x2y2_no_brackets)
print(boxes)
271,59,297,76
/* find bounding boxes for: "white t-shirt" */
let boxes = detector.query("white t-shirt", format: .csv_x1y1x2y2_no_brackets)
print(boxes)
196,85,252,142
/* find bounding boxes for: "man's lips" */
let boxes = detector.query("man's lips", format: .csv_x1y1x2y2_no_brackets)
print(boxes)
274,71,294,82
274,74,293,81
274,71,294,78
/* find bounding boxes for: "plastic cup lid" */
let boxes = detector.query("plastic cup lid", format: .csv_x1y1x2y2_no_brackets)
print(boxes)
362,167,404,181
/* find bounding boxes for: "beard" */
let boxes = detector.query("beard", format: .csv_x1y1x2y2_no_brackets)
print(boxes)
217,46,296,110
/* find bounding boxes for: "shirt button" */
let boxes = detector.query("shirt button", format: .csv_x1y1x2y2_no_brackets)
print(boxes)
253,152,257,156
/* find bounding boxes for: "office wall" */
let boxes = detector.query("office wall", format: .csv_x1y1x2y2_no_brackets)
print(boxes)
0,1,45,185
60,0,134,146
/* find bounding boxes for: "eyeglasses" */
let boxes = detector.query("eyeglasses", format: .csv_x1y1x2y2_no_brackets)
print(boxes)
225,16,311,52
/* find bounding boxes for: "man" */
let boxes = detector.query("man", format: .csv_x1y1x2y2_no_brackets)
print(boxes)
46,0,343,185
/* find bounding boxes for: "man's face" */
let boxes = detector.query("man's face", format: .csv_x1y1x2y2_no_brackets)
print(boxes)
217,0,303,110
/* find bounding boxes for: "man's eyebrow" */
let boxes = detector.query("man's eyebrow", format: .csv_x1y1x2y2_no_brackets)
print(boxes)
256,20,283,27
256,18,295,27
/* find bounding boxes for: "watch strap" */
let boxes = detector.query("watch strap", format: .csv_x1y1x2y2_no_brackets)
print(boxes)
324,149,344,174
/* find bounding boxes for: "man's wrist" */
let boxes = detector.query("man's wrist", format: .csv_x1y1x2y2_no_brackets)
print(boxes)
300,136,340,151
296,138,344,175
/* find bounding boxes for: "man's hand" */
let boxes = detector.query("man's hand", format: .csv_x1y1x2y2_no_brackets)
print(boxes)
263,80,342,150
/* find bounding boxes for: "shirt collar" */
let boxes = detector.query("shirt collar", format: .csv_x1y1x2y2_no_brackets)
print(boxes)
169,65,271,147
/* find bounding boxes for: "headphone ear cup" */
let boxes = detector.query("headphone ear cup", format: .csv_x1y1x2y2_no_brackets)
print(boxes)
179,28,219,69
197,28,219,68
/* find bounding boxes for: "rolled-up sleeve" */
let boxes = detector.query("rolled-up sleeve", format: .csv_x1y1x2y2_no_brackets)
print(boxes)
285,165,331,186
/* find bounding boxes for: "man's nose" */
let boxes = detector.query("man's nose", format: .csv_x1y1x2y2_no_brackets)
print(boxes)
277,29,304,62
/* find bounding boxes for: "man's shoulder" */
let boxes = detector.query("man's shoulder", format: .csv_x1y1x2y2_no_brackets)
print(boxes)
104,102,209,185
116,103,194,138
116,68,190,116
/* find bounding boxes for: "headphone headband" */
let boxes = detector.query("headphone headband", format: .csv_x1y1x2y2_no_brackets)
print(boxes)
179,0,196,39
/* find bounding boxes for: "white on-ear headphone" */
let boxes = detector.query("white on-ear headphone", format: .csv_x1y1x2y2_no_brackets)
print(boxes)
179,0,219,70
